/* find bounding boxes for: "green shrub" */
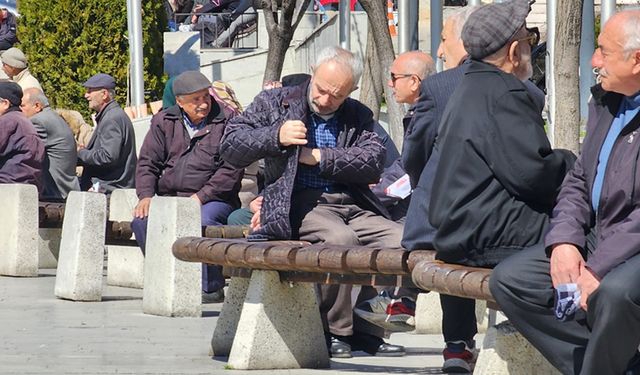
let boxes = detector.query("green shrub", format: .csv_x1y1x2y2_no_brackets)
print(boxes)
18,0,166,118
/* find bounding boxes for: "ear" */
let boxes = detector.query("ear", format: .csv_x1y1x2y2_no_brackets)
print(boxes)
508,40,521,69
631,50,640,75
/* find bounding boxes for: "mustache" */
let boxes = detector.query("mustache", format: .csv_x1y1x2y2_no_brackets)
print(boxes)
593,67,607,82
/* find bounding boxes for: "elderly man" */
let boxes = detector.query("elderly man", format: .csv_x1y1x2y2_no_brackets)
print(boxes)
1,48,42,91
78,73,136,193
0,8,17,51
0,81,44,189
20,88,79,199
132,71,242,303
221,46,405,358
491,10,640,375
428,1,576,372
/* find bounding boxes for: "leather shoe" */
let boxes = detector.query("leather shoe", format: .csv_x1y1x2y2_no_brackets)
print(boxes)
351,332,406,357
328,336,352,358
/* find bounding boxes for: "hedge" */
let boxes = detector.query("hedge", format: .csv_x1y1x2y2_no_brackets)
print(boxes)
18,0,166,118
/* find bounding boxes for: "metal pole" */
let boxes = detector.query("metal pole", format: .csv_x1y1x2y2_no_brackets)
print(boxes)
339,0,351,50
601,0,616,26
580,0,595,124
546,0,556,146
467,0,482,5
410,1,419,51
398,0,411,53
430,0,442,69
127,0,145,117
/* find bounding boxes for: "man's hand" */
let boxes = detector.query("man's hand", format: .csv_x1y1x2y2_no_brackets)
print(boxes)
250,209,261,231
133,197,152,219
550,243,584,288
299,147,321,166
77,143,85,151
249,196,263,214
577,266,600,311
279,120,308,147
190,194,202,205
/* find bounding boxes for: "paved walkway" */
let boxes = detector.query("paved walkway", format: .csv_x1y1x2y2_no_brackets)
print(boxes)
0,269,469,374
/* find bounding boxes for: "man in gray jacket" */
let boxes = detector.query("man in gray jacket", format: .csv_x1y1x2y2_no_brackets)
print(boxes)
78,73,136,193
21,88,79,200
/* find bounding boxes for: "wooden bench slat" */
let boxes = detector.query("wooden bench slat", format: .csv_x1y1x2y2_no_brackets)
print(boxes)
412,260,495,302
318,246,350,272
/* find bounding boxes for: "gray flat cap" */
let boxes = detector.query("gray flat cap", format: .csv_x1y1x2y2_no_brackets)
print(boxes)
1,47,27,69
83,73,116,89
172,71,211,96
462,0,530,60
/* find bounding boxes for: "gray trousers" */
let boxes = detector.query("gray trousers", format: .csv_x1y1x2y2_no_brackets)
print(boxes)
490,244,640,375
292,190,404,338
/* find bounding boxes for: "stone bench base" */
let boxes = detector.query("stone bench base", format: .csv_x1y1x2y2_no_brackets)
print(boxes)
107,245,144,289
212,271,330,370
38,228,62,269
0,184,38,277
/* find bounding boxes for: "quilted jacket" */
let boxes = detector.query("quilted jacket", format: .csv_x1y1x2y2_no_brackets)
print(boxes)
220,80,388,240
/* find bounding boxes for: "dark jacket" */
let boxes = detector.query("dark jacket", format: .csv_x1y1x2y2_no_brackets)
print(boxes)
429,60,575,267
220,80,387,240
546,85,640,279
30,108,80,199
78,100,137,192
0,108,44,189
136,101,242,208
0,11,17,51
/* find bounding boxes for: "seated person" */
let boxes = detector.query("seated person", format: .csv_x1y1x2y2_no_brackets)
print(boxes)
0,8,17,51
0,81,44,189
132,71,243,303
186,0,252,47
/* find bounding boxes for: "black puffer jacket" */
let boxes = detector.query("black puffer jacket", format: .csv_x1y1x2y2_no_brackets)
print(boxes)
220,80,388,240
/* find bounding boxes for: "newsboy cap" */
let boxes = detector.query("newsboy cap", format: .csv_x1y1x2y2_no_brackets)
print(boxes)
0,81,22,106
1,47,27,69
462,0,530,60
172,71,211,96
83,73,116,90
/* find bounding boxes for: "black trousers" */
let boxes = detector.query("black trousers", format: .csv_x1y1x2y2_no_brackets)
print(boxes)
490,244,640,375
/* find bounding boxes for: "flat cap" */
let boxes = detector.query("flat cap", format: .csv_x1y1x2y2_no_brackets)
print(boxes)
1,47,27,69
0,81,22,106
172,71,211,96
83,73,116,90
462,0,530,60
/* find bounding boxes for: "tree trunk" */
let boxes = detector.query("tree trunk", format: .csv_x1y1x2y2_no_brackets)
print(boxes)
261,0,312,83
359,20,384,120
358,0,405,149
553,0,583,154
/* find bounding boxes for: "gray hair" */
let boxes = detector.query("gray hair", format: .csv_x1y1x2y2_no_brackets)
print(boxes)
25,88,50,108
106,88,116,100
621,10,640,59
450,5,480,39
314,46,363,87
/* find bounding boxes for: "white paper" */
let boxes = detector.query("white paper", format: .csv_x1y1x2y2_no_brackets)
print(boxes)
385,174,411,199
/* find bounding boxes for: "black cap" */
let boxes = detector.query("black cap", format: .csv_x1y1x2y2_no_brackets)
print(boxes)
0,81,22,106
172,71,211,96
83,73,116,90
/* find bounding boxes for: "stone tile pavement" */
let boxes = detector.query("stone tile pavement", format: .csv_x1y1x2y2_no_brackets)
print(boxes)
0,269,475,374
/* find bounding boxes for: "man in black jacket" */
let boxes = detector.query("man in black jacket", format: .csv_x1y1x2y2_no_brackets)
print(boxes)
428,0,575,372
0,8,17,51
221,46,405,359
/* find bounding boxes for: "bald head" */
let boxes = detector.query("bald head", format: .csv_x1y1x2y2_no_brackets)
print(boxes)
388,51,435,104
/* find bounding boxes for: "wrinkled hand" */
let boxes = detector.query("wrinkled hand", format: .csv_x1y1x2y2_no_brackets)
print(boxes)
250,208,261,231
77,143,85,151
133,197,152,219
279,120,307,147
249,196,263,214
550,243,584,288
298,147,321,166
190,194,202,205
577,266,600,311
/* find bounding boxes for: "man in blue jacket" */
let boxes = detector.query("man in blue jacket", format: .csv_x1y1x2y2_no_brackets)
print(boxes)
491,9,640,375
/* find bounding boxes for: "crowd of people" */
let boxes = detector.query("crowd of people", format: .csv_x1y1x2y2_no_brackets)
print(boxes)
1,0,640,373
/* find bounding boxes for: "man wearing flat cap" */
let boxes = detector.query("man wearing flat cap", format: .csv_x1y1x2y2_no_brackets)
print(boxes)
425,0,576,371
78,73,136,193
1,47,42,91
0,81,45,189
132,70,243,303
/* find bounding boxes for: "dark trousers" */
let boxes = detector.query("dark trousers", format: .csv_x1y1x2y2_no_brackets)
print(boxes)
490,244,640,375
131,200,234,293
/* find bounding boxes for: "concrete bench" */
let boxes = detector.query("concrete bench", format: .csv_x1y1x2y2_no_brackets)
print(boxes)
172,237,435,370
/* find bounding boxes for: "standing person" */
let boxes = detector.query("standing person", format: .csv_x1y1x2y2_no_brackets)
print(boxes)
0,81,44,189
428,1,575,373
221,46,406,358
133,71,243,303
78,73,136,193
491,10,640,375
21,88,80,199
1,48,42,91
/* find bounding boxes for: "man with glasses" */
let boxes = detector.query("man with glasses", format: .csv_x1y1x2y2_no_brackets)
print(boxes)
78,73,136,193
428,1,575,372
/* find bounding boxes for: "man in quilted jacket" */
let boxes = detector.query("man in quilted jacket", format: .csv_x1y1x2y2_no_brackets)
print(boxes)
220,46,405,359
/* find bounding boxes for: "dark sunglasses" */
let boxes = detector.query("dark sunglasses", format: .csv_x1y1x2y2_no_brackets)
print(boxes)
389,72,421,84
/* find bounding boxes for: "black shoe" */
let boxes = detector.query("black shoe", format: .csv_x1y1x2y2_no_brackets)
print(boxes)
327,335,352,358
350,332,406,357
202,289,225,304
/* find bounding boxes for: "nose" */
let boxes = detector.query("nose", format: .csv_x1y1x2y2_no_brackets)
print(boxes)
591,48,603,68
437,43,444,60
387,76,394,88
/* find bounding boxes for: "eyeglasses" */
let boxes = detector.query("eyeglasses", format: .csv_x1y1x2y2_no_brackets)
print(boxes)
517,27,540,48
389,72,421,84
